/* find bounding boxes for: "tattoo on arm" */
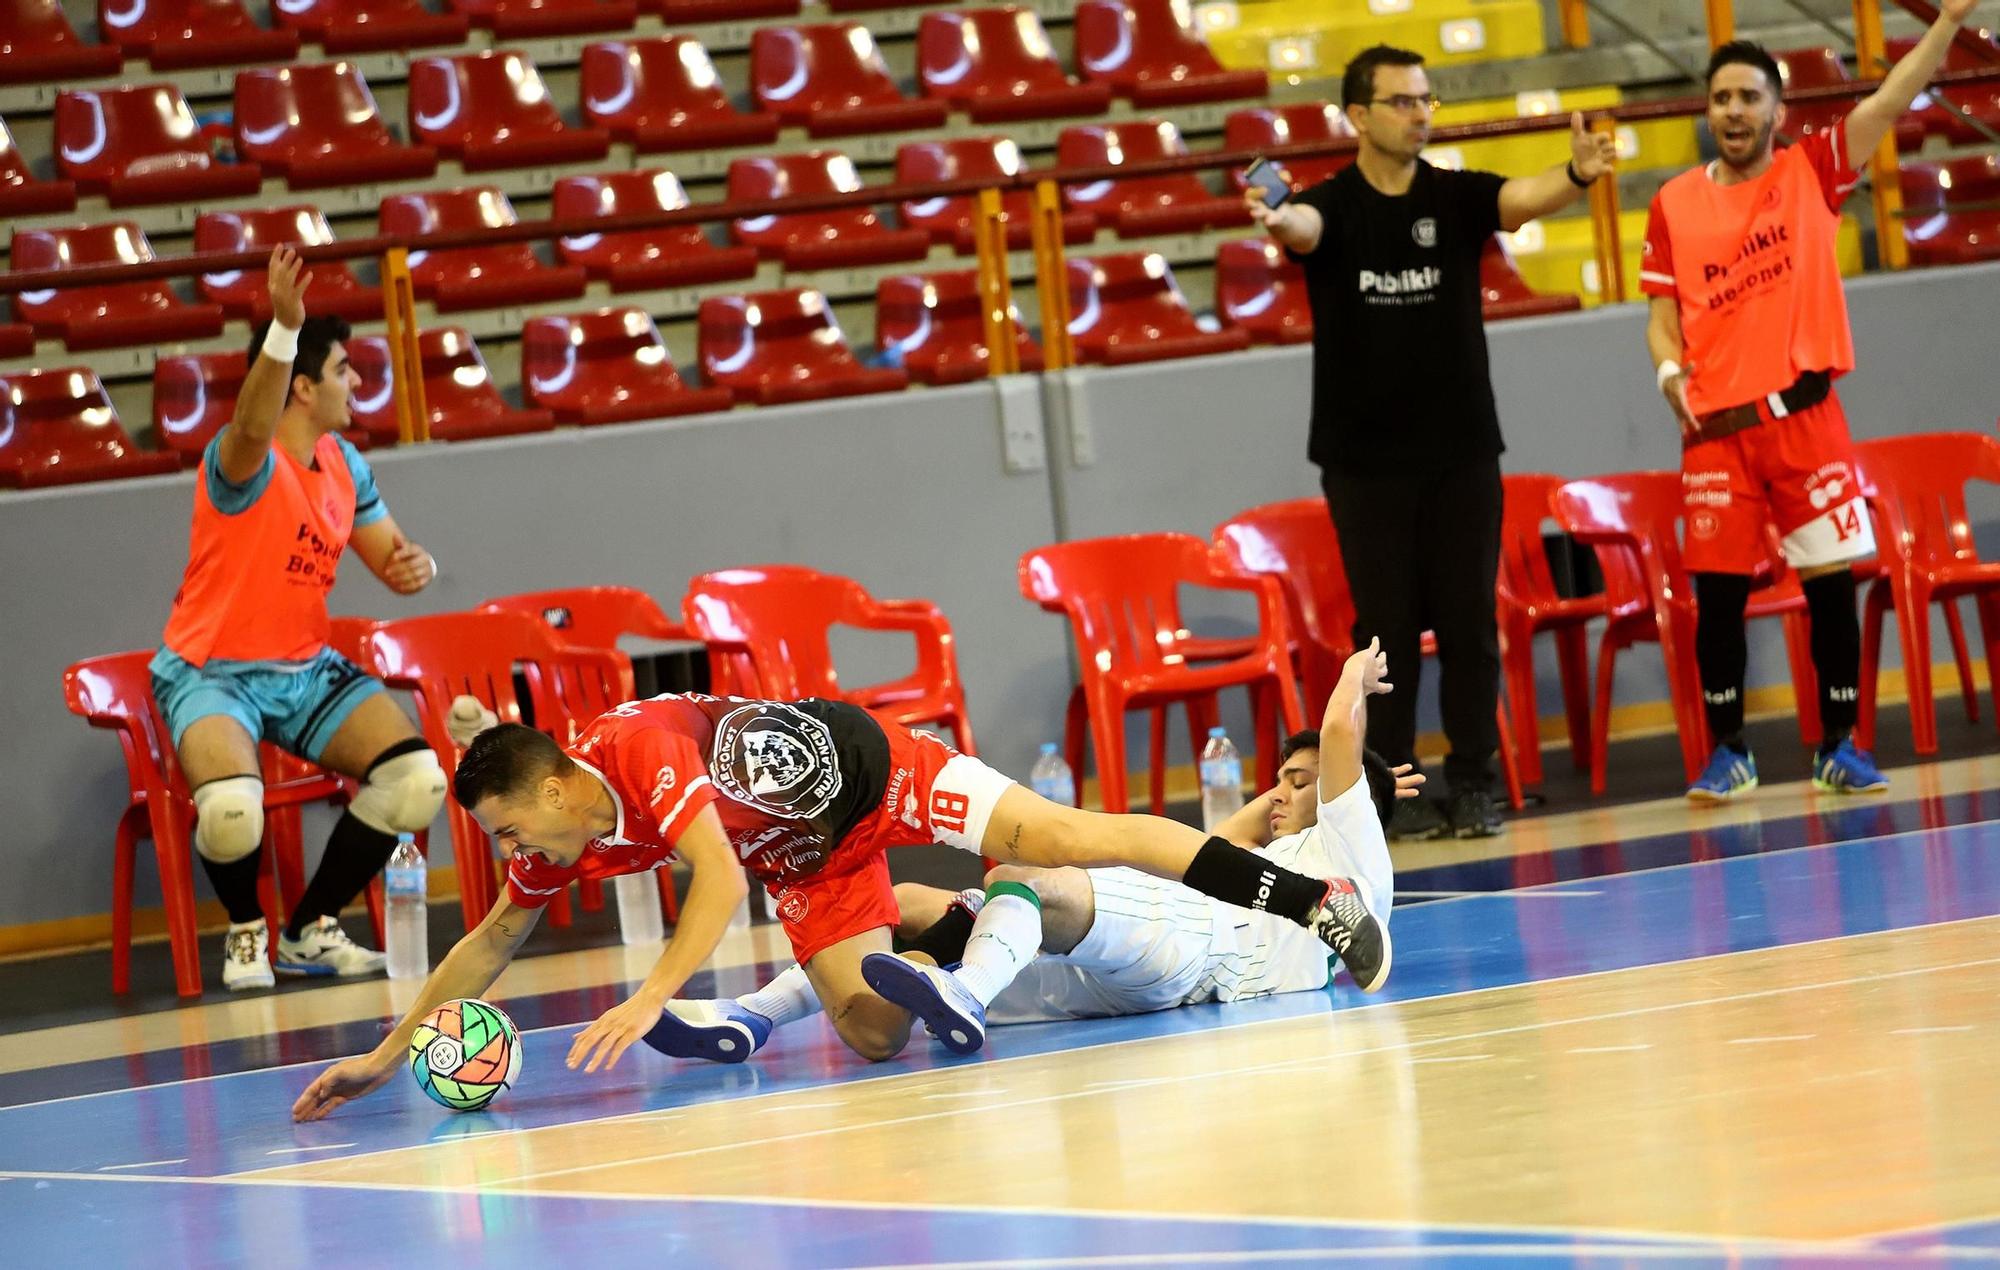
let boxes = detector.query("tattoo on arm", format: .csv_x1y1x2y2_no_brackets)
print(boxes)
1005,822,1023,861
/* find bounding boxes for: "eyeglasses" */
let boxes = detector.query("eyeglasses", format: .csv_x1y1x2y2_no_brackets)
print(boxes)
1370,93,1441,113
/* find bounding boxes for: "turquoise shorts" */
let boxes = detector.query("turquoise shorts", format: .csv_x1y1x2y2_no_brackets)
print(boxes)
150,645,386,765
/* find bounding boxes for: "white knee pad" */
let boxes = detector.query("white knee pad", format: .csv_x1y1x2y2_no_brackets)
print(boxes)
193,776,265,864
350,748,447,835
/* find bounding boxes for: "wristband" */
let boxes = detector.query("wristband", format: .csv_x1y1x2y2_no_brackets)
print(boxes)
424,550,438,581
1656,359,1683,392
1565,159,1593,189
263,320,300,365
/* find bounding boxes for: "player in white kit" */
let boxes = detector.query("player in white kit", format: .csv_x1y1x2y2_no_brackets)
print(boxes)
647,640,1407,1059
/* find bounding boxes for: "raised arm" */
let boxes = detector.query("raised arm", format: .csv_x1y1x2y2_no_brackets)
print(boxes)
1319,638,1393,804
1498,113,1618,231
1844,0,1979,169
217,248,312,486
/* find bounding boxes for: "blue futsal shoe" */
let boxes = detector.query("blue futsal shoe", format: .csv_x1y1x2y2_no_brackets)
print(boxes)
860,952,987,1055
642,999,772,1064
1687,746,1758,804
1812,738,1889,794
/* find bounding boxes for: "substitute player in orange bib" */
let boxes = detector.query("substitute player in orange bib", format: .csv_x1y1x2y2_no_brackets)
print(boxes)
1640,3,1978,801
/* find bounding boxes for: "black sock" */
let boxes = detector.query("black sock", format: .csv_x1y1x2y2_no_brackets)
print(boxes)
1181,836,1327,926
1694,572,1752,750
1803,569,1862,752
197,850,266,925
904,899,978,965
286,811,397,939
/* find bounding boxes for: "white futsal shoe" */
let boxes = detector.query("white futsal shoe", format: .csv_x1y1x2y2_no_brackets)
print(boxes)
222,919,274,991
1309,877,1392,993
643,999,773,1063
276,916,387,977
861,952,987,1055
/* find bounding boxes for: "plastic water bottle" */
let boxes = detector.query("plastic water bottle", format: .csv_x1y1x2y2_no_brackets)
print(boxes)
1199,727,1243,832
1029,742,1077,807
614,872,665,945
384,833,428,981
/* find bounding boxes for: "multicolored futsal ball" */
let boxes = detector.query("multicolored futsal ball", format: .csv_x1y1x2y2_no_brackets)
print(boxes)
409,998,521,1112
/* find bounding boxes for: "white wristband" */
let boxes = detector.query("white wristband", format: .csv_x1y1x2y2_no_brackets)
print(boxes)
263,320,300,365
1655,359,1682,391
425,550,438,581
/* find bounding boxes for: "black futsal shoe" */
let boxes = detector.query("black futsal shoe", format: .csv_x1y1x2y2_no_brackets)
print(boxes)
1309,878,1392,993
1447,786,1504,839
1387,796,1449,842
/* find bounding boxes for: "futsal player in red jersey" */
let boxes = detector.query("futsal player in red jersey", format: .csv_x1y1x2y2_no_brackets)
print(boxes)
294,693,1390,1120
1640,1,1978,802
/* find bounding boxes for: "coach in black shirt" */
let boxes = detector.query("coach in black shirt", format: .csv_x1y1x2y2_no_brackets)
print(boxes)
1248,45,1615,839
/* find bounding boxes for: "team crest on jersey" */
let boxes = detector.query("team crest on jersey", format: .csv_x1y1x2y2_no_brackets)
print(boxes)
711,703,842,818
776,890,810,923
1412,217,1437,247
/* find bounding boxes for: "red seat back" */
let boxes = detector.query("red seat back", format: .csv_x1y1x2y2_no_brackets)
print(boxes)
1771,46,1850,142
1223,102,1355,187
0,366,176,487
894,136,1038,239
681,565,880,699
380,186,545,293
697,288,870,394
1066,252,1207,349
1075,0,1231,88
1480,236,1580,317
153,351,247,460
1057,120,1216,215
10,222,212,340
55,84,213,189
552,169,707,268
917,7,1082,102
750,22,908,120
1551,472,1688,619
418,327,554,439
1855,432,2000,572
1214,237,1310,344
3,0,122,80
96,0,297,62
521,307,709,423
483,586,690,647
233,63,431,180
1212,499,1353,703
268,0,468,51
192,206,351,315
876,270,1042,379
344,335,399,446
407,50,580,157
1019,532,1271,677
63,650,186,806
581,36,735,136
727,150,889,246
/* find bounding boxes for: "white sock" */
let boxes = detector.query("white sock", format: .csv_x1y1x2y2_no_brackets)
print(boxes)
736,964,821,1028
953,891,1043,1006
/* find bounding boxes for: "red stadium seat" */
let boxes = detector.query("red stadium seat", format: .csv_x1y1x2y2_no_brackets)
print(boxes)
698,289,909,405
1901,156,2000,266
750,23,949,137
0,114,78,216
54,84,262,206
233,63,436,190
0,367,180,487
1885,36,2000,148
1770,47,1852,147
407,51,611,172
1074,0,1267,107
1057,120,1249,237
552,170,759,291
876,270,1043,385
446,0,637,38
522,308,733,425
343,335,400,447
152,351,246,463
194,207,383,323
269,0,468,54
11,223,225,350
97,0,298,70
1066,252,1250,366
580,38,781,152
916,8,1112,122
0,0,124,86
645,0,797,18
1213,238,1310,345
0,324,32,358
1481,237,1581,319
413,328,558,441
896,137,1096,254
379,187,588,312
1223,102,1355,189
727,152,933,270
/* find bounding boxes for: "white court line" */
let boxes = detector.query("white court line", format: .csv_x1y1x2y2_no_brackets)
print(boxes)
1567,1045,1652,1054
1891,1025,1977,1035
921,1090,1008,1100
96,1158,188,1172
851,1247,2000,1270
1408,1054,1493,1064
1400,890,1600,899
263,1143,356,1156
753,1102,846,1113
1726,1035,1816,1045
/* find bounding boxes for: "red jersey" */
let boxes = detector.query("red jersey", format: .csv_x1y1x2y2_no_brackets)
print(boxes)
1640,120,1860,416
504,695,891,909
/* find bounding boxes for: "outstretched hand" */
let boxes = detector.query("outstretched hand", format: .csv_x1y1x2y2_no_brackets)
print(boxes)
1942,0,1975,25
268,246,312,331
1242,185,1287,231
1347,636,1392,696
1569,112,1617,183
292,1055,395,1122
566,991,665,1074
1390,763,1426,800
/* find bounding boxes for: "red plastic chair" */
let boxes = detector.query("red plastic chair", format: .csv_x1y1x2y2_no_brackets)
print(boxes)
727,151,934,271
341,335,400,448
896,137,1097,255
552,170,760,291
1074,0,1267,107
1886,33,2000,147
645,0,797,19
0,114,79,216
269,0,468,53
407,51,611,172
63,650,350,998
97,0,297,69
0,0,125,85
380,187,588,312
1067,252,1251,366
0,366,181,487
1771,47,1852,146
194,207,383,322
54,85,263,206
1855,432,2000,756
480,583,752,699
446,0,637,38
1900,156,2000,267
698,289,909,405
233,63,436,191
1214,238,1310,345
0,324,33,358
1223,103,1355,189
580,38,781,152
683,565,978,753
750,22,949,137
153,351,246,463
522,308,734,425
1057,120,1249,238
11,223,225,351
1020,533,1303,813
1211,499,1525,811
412,328,559,441
1496,474,1612,788
1481,237,1581,320
876,270,1044,385
916,8,1113,122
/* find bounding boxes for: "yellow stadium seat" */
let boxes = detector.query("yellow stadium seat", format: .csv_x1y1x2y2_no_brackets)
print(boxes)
1195,0,1545,81
1422,86,1701,180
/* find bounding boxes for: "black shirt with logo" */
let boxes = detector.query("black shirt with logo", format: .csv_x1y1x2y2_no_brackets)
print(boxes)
1289,161,1509,475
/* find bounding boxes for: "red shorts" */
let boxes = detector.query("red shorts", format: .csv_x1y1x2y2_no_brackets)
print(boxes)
1681,392,1874,576
763,727,1015,966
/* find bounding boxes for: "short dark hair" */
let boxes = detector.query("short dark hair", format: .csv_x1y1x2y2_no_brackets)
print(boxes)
1279,729,1320,765
1342,45,1426,109
453,723,568,810
1706,40,1783,94
247,314,352,402
1361,749,1397,830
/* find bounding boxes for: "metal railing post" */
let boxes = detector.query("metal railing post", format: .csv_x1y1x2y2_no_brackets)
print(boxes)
379,247,431,443
1559,0,1590,48
1854,0,1912,270
972,187,1020,376
1587,117,1628,303
1705,0,1735,47
1030,180,1075,371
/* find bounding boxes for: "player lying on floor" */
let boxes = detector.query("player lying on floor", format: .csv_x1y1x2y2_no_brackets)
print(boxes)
292,662,1395,1120
646,642,1406,1060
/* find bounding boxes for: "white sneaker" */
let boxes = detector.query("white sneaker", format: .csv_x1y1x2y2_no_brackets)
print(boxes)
222,919,274,992
276,916,387,978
